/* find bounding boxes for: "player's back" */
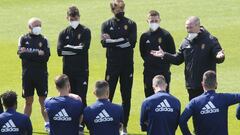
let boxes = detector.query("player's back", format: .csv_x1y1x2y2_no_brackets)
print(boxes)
141,91,180,135
0,108,32,135
45,96,83,135
190,90,240,135
83,99,123,135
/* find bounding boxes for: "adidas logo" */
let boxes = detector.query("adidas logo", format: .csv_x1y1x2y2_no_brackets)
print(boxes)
155,99,174,112
200,101,219,115
83,81,87,85
25,41,29,45
146,40,150,43
53,109,72,121
110,27,114,30
1,119,19,133
94,109,113,123
66,36,69,39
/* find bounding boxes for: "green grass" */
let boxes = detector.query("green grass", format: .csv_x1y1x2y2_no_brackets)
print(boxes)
0,0,240,134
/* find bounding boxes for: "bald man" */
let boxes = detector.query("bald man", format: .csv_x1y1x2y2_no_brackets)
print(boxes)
151,16,225,100
17,17,50,131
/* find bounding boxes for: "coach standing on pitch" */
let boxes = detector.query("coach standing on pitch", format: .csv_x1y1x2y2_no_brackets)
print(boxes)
57,6,91,108
151,16,225,100
101,0,137,134
17,17,50,130
140,10,176,97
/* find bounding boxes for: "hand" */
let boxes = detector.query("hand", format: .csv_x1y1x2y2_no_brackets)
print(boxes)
150,46,165,58
101,33,111,40
38,50,45,56
216,50,225,59
19,47,27,53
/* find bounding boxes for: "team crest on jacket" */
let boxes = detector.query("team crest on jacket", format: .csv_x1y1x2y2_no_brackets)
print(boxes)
39,42,42,47
78,34,81,39
124,25,128,30
201,44,205,50
158,37,162,44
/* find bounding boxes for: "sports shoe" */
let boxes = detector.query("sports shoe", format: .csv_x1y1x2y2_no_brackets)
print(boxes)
79,124,84,135
120,127,128,135
45,122,50,133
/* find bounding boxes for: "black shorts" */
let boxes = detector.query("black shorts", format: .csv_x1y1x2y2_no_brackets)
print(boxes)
22,70,48,98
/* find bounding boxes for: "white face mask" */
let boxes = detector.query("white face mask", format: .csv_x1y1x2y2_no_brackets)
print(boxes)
32,27,41,35
149,23,159,31
70,21,79,29
187,33,198,41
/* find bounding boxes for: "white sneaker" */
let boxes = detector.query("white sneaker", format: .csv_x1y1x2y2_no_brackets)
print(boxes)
44,122,50,133
120,127,128,135
120,131,128,135
79,125,84,135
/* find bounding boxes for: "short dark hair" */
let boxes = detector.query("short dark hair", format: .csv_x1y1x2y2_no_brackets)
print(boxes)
95,80,109,97
67,6,80,17
203,70,217,89
1,91,17,109
55,74,69,89
148,10,160,17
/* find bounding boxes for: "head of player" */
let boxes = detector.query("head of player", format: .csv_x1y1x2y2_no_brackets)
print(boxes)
0,91,33,135
28,17,42,35
55,74,81,100
110,0,125,20
152,75,168,93
55,74,71,95
1,91,17,111
201,70,217,92
66,6,80,29
147,10,161,32
93,80,110,100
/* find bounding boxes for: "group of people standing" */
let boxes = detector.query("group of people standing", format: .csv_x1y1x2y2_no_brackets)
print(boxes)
0,0,239,135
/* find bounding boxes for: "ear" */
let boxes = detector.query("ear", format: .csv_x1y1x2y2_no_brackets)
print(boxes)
165,83,168,88
93,91,96,96
28,25,32,30
106,90,110,97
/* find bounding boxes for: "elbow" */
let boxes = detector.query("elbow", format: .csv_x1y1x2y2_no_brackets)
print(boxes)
101,41,107,48
216,57,225,64
173,61,183,65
